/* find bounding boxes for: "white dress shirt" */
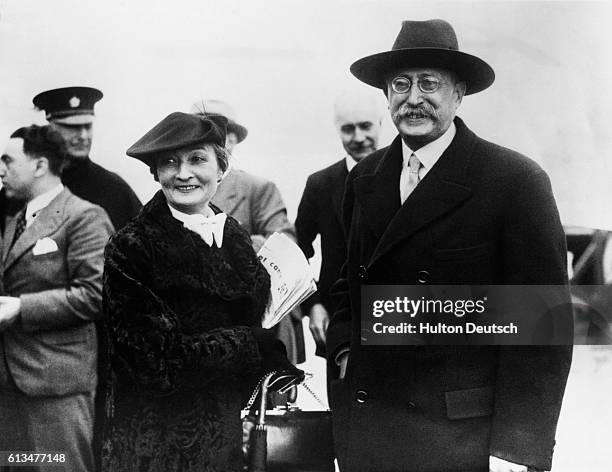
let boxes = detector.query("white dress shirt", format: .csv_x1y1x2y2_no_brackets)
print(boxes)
25,183,64,227
345,155,358,173
399,121,456,200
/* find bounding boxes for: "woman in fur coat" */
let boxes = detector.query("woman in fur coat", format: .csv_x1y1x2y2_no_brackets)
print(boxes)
99,112,302,472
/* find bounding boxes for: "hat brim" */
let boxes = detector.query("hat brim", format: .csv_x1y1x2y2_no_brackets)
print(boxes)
227,122,248,143
126,112,228,168
50,114,95,125
350,48,495,95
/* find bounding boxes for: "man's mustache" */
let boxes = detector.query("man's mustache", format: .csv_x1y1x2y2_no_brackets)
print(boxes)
393,104,437,121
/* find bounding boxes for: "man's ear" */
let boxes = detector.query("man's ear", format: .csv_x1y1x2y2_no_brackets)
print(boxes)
34,156,49,177
455,81,467,104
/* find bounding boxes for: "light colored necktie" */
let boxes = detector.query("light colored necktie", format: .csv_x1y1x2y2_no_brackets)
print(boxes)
181,212,227,248
400,153,421,203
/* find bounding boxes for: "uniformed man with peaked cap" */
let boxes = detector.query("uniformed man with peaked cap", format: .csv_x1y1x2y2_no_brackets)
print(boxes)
32,86,142,230
30,87,143,472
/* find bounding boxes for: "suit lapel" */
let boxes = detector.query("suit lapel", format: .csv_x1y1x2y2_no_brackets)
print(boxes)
329,159,348,225
3,189,68,272
2,212,20,263
358,118,477,267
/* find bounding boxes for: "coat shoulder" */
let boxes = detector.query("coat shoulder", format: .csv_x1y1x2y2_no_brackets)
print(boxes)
88,161,136,190
472,135,546,180
231,169,275,190
64,190,112,223
351,146,388,177
308,159,346,184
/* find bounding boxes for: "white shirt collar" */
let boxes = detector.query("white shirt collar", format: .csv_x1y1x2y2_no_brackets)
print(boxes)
345,155,359,172
167,204,215,222
167,204,226,248
401,121,456,177
25,183,64,226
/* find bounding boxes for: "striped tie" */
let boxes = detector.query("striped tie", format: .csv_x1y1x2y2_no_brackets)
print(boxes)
401,153,422,203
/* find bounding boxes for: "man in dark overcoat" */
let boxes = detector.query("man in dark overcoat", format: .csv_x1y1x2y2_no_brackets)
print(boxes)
296,89,383,357
326,19,572,472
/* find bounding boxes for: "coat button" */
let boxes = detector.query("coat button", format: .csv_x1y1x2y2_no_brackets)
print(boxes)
358,265,368,281
417,270,431,284
355,390,369,403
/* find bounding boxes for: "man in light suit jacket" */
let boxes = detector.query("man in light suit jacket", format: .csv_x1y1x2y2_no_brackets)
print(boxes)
191,99,303,366
327,20,572,472
191,99,295,249
213,168,295,249
296,89,383,357
0,124,112,472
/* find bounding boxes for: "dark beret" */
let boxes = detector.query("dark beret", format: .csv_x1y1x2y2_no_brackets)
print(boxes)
126,112,228,166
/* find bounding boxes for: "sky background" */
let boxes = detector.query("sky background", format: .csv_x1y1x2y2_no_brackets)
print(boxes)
1,0,611,229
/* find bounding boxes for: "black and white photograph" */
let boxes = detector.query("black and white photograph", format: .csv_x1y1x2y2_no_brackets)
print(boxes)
0,1,611,471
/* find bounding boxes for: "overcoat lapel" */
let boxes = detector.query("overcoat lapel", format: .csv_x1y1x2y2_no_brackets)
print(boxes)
329,160,348,225
353,136,403,241
213,170,243,215
3,189,67,272
356,118,477,267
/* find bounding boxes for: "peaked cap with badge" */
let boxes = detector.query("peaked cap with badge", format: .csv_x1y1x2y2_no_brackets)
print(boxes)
190,99,248,143
126,111,228,167
350,19,495,95
33,86,103,125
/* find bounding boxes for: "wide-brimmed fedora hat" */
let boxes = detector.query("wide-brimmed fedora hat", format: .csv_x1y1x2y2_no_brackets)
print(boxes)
126,112,228,167
351,19,495,95
190,99,248,143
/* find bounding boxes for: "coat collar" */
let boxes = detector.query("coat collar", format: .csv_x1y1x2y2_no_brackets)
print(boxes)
211,169,242,215
142,190,222,233
354,117,476,267
60,157,93,184
126,190,268,305
3,188,71,271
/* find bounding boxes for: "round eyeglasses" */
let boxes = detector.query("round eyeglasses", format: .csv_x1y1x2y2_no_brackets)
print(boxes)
390,76,441,94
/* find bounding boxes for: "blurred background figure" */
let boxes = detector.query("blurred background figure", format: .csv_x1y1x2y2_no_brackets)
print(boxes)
0,124,113,472
191,99,305,368
296,87,383,359
101,112,301,472
33,86,142,230
566,226,612,344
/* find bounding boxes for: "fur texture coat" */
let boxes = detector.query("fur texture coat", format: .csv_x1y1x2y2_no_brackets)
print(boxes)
100,191,270,472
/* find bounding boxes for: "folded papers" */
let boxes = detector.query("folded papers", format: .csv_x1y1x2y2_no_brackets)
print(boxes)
257,233,317,329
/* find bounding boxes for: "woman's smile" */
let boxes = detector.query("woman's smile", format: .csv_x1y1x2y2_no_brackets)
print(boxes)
175,184,201,192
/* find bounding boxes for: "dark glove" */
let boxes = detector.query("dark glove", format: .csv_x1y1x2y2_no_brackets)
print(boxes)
250,327,305,391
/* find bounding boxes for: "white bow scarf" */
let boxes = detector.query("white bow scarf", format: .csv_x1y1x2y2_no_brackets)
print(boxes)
181,212,227,248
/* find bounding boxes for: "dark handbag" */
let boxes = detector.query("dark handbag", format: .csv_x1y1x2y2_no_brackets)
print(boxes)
243,372,334,472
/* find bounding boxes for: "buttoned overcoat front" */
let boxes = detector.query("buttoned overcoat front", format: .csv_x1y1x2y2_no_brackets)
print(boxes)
326,117,572,472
